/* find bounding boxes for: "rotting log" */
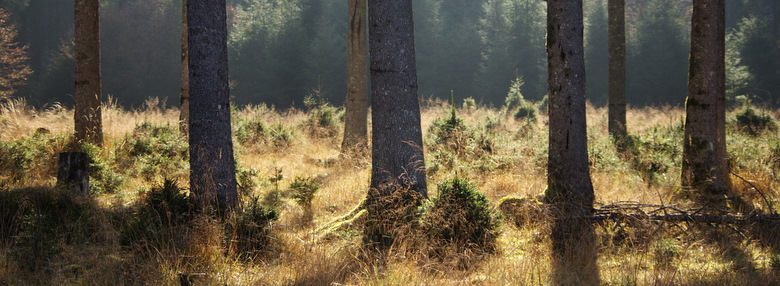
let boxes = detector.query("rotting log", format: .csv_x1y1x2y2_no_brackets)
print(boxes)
57,152,90,196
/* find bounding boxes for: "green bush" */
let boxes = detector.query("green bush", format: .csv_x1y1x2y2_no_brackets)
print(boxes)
235,118,266,145
289,176,320,207
1,187,107,270
80,141,126,194
513,101,537,121
120,179,193,248
736,106,777,136
116,122,188,183
423,177,501,254
504,76,538,121
224,196,278,258
0,132,68,185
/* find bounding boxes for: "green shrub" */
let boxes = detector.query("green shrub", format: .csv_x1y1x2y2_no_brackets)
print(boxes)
513,101,537,121
504,76,538,121
423,177,501,254
1,187,107,270
0,132,68,185
462,97,477,110
736,106,777,136
429,102,467,142
235,119,266,145
289,176,320,207
120,179,193,248
116,122,188,183
302,94,343,138
267,122,294,148
79,141,126,194
224,196,278,258
504,76,526,111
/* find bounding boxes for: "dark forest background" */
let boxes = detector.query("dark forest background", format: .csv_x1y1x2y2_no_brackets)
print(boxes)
1,0,778,108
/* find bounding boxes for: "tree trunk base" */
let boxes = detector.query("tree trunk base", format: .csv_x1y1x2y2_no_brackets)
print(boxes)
57,152,90,196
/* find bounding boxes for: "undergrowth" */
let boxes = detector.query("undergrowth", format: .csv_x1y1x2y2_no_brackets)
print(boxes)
1,100,779,284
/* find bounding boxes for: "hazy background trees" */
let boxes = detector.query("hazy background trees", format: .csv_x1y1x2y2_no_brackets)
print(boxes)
3,0,778,108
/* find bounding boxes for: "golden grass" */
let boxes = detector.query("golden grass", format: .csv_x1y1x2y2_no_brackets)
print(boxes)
1,97,780,285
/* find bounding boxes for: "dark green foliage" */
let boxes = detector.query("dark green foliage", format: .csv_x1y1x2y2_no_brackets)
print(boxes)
302,95,343,138
267,122,294,148
224,196,278,258
120,179,193,248
423,177,501,254
235,119,266,145
289,176,320,206
513,102,537,121
0,132,67,185
735,106,776,136
80,141,125,194
116,122,188,183
429,103,466,143
0,187,108,270
235,164,261,196
504,77,537,121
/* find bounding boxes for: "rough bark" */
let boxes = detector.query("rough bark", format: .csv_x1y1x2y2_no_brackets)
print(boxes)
682,0,729,196
180,0,190,137
187,0,238,211
367,0,427,198
57,152,90,196
545,0,598,284
341,0,369,153
74,0,103,146
545,0,594,209
607,0,626,140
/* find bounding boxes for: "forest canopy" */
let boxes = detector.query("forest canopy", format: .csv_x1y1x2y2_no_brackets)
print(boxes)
1,0,778,108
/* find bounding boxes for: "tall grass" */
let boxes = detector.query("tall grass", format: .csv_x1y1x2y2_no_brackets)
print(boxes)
0,97,779,284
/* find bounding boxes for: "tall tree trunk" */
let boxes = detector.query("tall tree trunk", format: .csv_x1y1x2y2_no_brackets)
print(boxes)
608,0,626,141
74,0,102,146
341,0,368,153
188,0,238,211
367,0,427,198
682,0,729,196
545,0,598,284
180,0,190,137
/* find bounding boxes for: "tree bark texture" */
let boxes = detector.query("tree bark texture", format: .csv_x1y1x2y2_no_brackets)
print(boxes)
546,0,594,208
342,0,369,153
545,1,598,284
57,152,90,196
74,0,103,146
607,0,626,139
367,0,427,198
682,0,729,195
187,0,238,211
180,0,190,137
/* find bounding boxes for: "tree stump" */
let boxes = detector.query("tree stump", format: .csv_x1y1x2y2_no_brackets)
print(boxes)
57,152,90,196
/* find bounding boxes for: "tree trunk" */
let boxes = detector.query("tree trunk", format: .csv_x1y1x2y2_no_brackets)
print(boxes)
608,0,626,141
188,0,238,211
57,152,90,196
341,0,368,153
682,0,729,196
367,0,427,198
74,0,103,146
545,0,598,284
180,0,190,137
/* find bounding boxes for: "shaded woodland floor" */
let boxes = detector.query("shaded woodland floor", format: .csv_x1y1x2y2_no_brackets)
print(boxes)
1,97,780,285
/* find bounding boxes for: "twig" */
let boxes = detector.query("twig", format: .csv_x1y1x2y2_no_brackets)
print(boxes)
729,169,775,215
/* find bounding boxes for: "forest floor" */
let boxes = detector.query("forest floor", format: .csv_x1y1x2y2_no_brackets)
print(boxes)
1,96,780,285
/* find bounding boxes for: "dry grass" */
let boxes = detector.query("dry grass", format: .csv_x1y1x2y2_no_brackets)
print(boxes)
1,97,780,285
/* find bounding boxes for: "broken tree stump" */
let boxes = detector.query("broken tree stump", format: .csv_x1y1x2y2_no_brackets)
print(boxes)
57,152,90,196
